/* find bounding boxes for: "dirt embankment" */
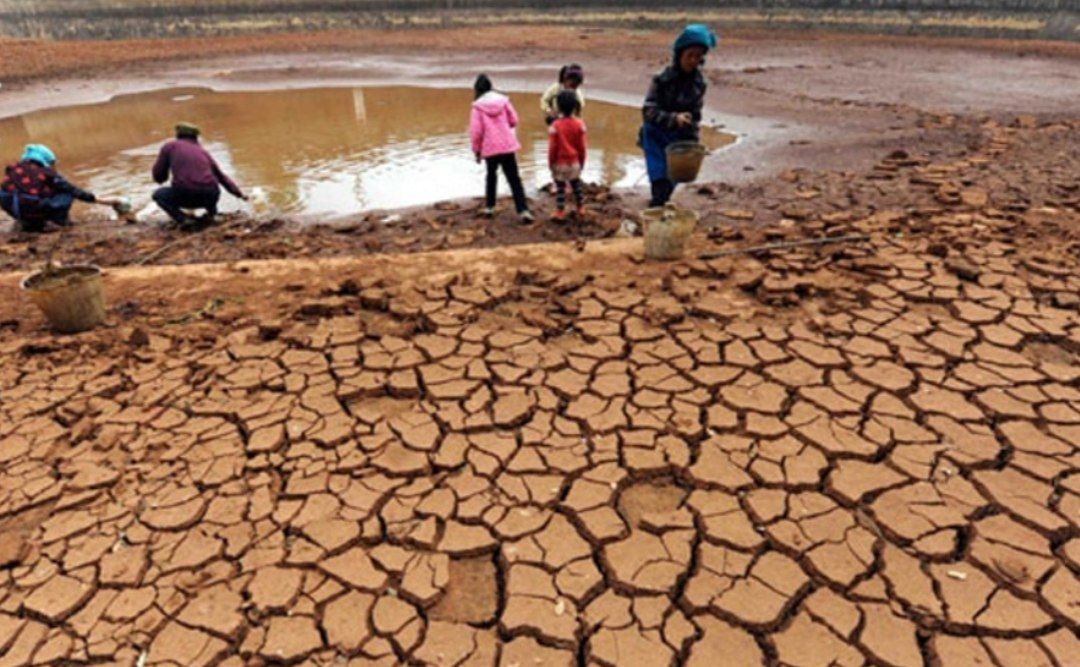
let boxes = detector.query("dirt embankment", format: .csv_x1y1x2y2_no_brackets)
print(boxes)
2,25,1080,86
2,1,1078,40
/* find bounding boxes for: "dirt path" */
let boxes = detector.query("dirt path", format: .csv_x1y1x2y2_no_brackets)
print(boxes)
0,112,1078,665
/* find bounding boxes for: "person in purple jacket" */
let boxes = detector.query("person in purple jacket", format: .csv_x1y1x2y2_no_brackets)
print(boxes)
151,122,246,227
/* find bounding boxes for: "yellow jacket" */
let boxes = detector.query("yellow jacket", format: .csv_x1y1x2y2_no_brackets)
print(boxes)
541,83,586,118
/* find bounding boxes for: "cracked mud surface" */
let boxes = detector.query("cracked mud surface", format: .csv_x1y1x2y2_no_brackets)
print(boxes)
1,117,1079,664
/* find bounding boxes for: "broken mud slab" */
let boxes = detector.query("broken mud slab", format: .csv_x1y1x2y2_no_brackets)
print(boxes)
428,556,499,625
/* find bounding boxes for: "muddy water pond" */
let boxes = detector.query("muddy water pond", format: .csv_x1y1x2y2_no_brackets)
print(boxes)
0,86,734,219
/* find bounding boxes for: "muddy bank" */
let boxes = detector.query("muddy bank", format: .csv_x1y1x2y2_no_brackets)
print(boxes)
2,114,1076,282
0,26,1077,271
3,25,1080,91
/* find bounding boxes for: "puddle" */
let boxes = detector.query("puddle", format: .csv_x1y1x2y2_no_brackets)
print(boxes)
0,86,735,219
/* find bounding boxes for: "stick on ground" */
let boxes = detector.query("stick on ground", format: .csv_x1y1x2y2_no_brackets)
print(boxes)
696,233,871,261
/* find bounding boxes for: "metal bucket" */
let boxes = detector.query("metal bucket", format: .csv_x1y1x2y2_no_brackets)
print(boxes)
642,206,698,261
666,141,707,183
20,265,106,333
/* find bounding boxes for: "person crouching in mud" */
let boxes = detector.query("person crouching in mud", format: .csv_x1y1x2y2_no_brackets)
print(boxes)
0,144,120,233
152,122,247,229
640,24,717,208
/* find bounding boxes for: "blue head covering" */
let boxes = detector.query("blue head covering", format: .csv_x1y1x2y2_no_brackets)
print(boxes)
21,144,56,167
673,24,718,56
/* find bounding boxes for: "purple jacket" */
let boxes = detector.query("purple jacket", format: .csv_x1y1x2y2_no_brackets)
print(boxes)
152,138,243,197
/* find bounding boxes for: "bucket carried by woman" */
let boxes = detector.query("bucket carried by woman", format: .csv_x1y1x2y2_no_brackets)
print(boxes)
665,141,707,183
641,204,698,261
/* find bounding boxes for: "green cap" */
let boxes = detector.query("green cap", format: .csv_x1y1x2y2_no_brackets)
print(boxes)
175,122,200,137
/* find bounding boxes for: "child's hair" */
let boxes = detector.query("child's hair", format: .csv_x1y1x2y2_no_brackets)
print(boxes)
474,74,493,100
561,64,584,86
556,90,581,118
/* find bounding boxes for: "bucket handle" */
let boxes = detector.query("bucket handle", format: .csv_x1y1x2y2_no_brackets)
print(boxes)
667,142,712,155
41,234,63,278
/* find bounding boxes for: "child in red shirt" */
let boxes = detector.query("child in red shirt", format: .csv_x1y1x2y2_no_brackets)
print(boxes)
547,91,587,220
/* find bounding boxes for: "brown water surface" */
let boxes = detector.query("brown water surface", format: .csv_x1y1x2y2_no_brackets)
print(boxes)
0,86,734,218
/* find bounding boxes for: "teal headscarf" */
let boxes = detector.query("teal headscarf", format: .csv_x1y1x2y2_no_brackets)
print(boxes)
673,24,718,56
21,144,56,167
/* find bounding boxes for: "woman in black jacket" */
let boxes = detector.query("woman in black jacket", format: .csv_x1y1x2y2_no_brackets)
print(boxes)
640,24,717,207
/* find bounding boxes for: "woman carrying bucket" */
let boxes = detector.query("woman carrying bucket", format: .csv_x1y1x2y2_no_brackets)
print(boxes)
639,24,717,207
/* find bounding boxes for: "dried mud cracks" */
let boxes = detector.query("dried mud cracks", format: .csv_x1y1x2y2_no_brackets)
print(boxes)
0,121,1078,666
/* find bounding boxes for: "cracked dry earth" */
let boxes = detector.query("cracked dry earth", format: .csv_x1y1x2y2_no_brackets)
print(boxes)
1,121,1079,666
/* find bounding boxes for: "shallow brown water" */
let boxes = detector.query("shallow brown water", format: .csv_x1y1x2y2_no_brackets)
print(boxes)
0,86,734,218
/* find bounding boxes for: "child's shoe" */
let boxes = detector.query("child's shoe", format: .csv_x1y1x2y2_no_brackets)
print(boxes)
552,208,566,222
519,210,535,223
482,207,495,218
575,205,587,219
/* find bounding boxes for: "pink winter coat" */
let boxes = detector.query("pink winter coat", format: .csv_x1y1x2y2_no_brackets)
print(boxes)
470,92,522,159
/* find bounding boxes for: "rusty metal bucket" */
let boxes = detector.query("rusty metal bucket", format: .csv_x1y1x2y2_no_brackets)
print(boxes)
666,141,707,183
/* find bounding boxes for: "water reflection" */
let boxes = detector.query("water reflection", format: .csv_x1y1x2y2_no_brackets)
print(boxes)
0,86,734,217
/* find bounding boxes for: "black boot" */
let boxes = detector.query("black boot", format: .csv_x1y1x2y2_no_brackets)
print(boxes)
17,219,45,233
649,179,675,208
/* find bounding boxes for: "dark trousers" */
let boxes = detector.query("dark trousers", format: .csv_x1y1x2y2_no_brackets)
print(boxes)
555,179,583,209
641,122,694,208
153,186,220,224
649,179,677,208
485,153,528,213
0,192,74,232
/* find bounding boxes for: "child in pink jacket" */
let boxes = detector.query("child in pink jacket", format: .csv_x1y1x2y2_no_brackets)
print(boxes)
470,74,533,222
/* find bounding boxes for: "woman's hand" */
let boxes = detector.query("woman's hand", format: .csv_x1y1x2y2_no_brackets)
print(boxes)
674,112,693,128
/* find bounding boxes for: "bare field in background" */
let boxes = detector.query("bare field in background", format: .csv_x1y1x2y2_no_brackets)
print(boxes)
0,1,1076,40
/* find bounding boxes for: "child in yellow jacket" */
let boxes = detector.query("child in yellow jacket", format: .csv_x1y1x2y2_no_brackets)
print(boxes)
541,64,585,125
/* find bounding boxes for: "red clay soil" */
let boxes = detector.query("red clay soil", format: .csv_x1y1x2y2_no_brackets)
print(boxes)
0,25,1078,667
0,111,1077,666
